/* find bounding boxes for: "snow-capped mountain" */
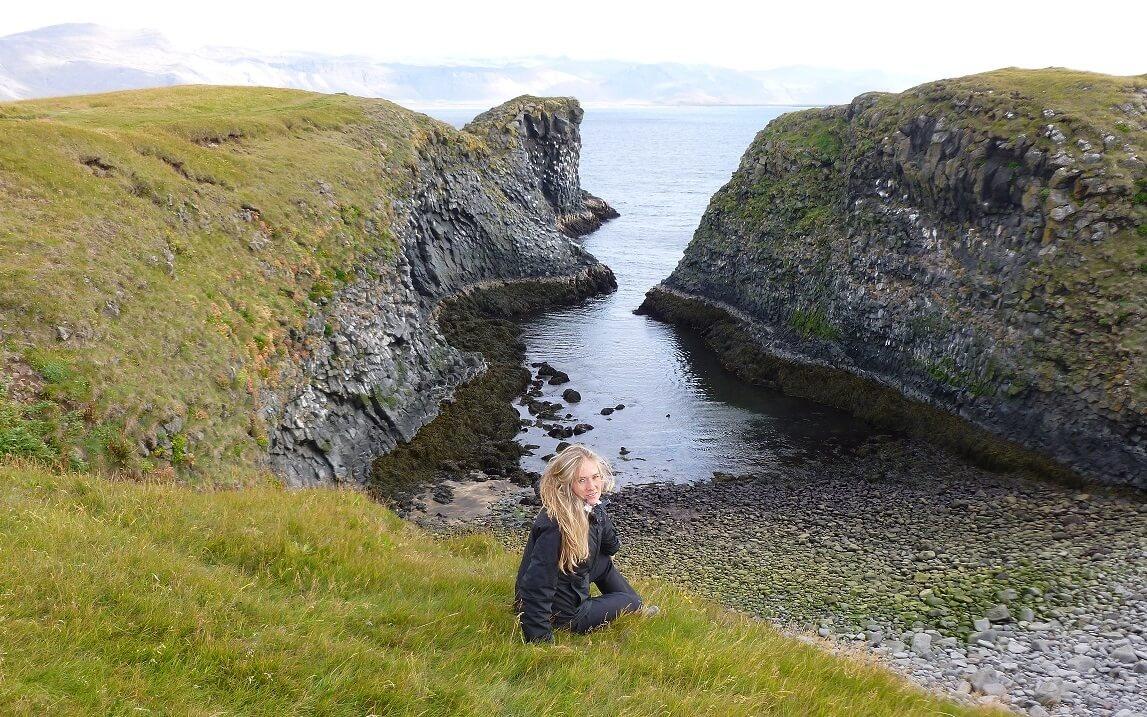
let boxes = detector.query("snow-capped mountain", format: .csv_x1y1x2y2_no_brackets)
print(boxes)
0,23,928,106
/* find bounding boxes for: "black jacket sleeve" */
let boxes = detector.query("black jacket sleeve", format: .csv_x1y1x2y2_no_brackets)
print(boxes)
518,519,561,643
599,508,620,557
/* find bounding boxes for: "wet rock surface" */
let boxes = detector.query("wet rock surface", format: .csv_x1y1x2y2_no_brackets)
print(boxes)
366,270,615,507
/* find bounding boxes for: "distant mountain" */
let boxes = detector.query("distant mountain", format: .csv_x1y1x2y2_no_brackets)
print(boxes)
0,23,930,106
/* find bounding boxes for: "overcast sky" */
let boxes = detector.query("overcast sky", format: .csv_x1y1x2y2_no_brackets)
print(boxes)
2,0,1144,78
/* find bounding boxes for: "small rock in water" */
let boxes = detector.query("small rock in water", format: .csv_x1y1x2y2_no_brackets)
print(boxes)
562,389,581,402
535,362,559,377
600,407,615,415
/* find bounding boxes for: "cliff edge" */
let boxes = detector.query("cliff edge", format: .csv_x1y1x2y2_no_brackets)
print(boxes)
640,68,1146,487
0,88,616,485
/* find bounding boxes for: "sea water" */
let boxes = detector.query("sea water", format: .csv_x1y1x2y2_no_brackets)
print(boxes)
425,105,873,486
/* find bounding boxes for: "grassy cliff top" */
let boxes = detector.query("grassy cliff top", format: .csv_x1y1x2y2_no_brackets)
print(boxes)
747,68,1146,169
0,457,998,716
465,94,583,130
0,86,489,481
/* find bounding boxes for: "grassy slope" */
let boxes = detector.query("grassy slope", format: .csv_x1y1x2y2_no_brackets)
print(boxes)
0,458,996,716
0,86,458,481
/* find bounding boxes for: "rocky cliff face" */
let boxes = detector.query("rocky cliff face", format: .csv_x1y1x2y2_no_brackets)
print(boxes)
266,97,616,486
641,69,1146,487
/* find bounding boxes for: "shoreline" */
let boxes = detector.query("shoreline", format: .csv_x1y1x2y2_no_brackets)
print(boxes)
368,263,616,506
421,435,1146,717
635,283,1098,487
381,266,1145,717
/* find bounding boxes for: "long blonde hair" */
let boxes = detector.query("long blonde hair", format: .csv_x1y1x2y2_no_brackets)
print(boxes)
538,444,616,574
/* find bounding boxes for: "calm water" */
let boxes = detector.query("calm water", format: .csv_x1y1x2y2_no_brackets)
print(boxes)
426,106,874,486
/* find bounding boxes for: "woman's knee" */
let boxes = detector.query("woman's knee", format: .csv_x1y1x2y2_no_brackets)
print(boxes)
627,591,643,612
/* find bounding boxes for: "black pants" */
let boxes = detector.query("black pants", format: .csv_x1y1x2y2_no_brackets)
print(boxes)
563,554,643,634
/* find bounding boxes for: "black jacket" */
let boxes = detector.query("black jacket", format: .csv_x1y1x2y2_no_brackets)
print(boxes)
514,502,620,643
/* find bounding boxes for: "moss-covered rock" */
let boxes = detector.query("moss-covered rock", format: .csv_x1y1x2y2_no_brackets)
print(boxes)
645,68,1147,487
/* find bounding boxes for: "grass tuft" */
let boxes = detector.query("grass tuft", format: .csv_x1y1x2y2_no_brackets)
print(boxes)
0,458,997,716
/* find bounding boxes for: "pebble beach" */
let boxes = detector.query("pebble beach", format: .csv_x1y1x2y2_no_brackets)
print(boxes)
405,434,1146,716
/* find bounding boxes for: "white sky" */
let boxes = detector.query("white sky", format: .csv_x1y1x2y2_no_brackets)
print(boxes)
2,0,1144,78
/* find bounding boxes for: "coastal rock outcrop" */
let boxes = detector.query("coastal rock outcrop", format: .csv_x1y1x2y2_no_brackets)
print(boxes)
0,89,614,486
640,69,1145,487
266,96,617,486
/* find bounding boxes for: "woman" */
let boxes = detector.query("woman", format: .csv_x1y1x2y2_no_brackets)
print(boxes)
514,444,657,643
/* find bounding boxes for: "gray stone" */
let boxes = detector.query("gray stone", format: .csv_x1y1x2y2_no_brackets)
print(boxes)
969,629,997,645
970,667,1004,693
1111,645,1138,663
1033,678,1065,706
911,632,933,656
986,604,1011,622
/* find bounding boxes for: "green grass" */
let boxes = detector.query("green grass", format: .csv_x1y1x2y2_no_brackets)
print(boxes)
0,85,473,480
789,307,841,340
0,458,997,716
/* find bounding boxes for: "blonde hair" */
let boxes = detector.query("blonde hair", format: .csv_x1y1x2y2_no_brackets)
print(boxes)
538,444,616,574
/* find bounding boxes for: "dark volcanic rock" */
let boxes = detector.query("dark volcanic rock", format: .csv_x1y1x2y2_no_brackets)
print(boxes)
641,70,1147,488
267,96,618,486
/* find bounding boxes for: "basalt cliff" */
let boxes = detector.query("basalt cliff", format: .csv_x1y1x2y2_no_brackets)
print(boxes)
639,68,1146,488
0,87,616,486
